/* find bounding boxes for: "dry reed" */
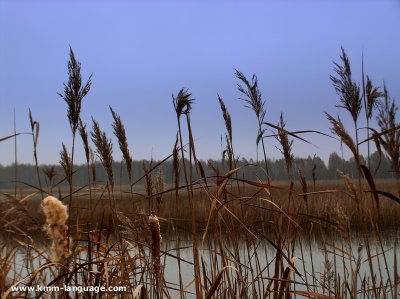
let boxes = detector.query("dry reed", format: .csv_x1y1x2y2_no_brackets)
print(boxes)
91,118,114,192
110,106,133,184
57,47,92,137
377,84,400,181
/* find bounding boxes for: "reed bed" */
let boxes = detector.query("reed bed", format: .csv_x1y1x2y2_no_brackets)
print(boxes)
1,47,399,298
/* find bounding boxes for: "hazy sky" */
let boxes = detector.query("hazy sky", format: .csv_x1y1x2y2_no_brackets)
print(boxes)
1,0,399,166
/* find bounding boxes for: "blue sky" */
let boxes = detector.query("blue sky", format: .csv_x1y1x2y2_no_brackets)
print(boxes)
0,0,399,166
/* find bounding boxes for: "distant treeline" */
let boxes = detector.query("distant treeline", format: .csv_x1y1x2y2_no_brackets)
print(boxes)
0,151,396,190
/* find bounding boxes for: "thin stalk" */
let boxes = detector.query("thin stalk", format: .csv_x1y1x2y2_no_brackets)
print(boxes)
177,117,202,298
13,109,18,198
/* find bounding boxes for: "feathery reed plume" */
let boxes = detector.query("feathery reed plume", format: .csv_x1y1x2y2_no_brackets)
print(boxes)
298,169,308,204
218,95,232,143
330,47,365,192
235,69,269,179
172,88,194,118
148,214,161,274
109,106,133,183
58,47,92,230
174,88,200,179
365,76,382,120
91,118,114,191
330,47,362,124
172,133,180,200
325,112,360,168
377,85,400,185
235,69,266,126
43,166,57,193
363,69,383,168
275,113,294,178
338,170,359,206
41,196,70,263
43,166,57,183
60,143,72,187
218,95,234,170
57,47,92,137
78,118,90,164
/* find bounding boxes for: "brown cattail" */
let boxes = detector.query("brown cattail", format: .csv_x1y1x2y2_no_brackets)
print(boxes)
41,196,70,263
148,214,161,274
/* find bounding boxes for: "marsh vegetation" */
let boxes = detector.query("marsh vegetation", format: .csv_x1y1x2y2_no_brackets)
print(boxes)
1,47,400,298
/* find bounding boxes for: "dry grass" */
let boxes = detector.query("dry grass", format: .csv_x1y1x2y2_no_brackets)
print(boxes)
1,47,399,298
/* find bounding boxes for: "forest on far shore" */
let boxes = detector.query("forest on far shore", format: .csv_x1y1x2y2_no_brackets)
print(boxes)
0,150,395,190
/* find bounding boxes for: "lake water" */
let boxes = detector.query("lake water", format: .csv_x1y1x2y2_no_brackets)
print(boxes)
5,232,400,298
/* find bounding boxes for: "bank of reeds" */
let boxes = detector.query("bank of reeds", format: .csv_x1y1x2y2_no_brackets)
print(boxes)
0,47,399,298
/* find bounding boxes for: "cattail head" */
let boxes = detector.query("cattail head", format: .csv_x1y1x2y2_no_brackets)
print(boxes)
41,196,70,262
42,196,68,225
148,214,161,274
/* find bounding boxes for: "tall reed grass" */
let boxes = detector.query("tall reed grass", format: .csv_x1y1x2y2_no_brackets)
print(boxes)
0,47,399,298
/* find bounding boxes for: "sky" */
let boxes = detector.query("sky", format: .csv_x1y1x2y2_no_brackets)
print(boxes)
0,0,399,166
